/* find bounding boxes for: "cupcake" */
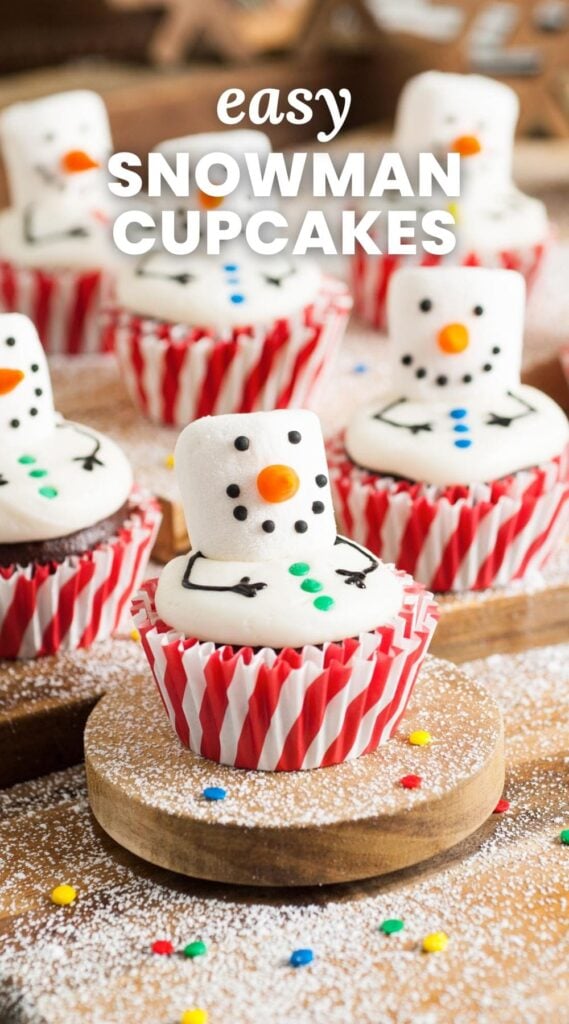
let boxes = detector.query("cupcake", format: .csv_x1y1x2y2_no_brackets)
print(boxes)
133,409,438,771
0,314,161,658
0,90,116,354
106,130,352,425
329,266,569,592
353,72,550,330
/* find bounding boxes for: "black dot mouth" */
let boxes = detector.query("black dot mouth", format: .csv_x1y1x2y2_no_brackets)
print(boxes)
262,520,275,533
401,354,413,366
226,483,240,498
315,474,328,488
435,375,448,387
233,505,248,521
415,368,427,379
312,501,325,514
294,520,308,533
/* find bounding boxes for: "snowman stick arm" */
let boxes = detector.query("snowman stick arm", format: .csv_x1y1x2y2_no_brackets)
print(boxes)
135,254,194,286
23,204,89,244
487,390,537,427
182,551,267,599
373,397,433,435
56,423,104,470
334,535,379,588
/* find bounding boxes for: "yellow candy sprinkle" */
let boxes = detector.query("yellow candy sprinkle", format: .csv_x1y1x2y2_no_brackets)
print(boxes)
448,201,460,224
180,1011,208,1024
50,884,77,906
165,453,175,469
422,931,449,953
408,730,432,747
130,628,141,642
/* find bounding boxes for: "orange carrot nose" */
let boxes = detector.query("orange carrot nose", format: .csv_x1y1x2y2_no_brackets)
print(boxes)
0,368,24,395
257,464,300,503
451,135,482,158
437,323,469,355
197,189,224,211
60,150,100,175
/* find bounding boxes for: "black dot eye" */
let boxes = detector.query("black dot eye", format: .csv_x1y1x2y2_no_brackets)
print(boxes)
473,305,484,316
401,354,413,366
234,436,249,451
31,364,39,373
415,367,427,379
29,408,38,416
34,388,43,397
462,374,473,384
233,506,248,521
419,299,432,312
492,346,501,355
288,430,301,444
483,363,493,372
295,520,308,533
10,419,19,428
226,483,240,498
5,336,15,347
262,520,275,533
312,501,325,514
315,474,327,488
435,375,448,387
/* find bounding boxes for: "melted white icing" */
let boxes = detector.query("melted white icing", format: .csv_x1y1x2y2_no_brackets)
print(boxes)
0,204,115,270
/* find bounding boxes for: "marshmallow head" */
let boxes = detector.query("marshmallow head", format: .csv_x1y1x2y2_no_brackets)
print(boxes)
387,267,525,402
154,130,271,222
175,410,337,561
0,90,112,209
394,72,519,191
0,314,55,446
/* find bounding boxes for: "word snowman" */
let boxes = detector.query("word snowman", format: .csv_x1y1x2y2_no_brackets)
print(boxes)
0,313,131,543
155,410,404,648
345,266,569,486
0,90,114,267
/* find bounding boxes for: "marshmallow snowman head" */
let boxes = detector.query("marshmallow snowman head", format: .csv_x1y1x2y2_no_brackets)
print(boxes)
393,71,519,192
0,90,112,210
175,410,337,562
387,266,525,402
154,130,271,223
0,314,55,446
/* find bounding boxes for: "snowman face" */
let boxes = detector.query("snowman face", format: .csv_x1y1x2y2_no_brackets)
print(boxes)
394,72,518,190
0,90,112,210
175,410,337,562
387,266,525,402
155,130,271,222
0,314,55,447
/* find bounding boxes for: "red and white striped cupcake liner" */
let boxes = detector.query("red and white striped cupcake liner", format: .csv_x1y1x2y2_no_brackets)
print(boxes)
105,277,352,427
351,241,548,331
328,436,569,593
0,260,112,355
132,574,439,772
0,491,161,659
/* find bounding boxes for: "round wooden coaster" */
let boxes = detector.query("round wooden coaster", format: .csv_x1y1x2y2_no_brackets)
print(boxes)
85,656,504,887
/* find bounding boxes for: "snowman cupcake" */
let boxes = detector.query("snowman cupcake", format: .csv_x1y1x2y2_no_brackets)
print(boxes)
106,131,351,426
329,266,569,592
132,409,438,771
353,72,550,330
0,314,160,658
0,90,115,354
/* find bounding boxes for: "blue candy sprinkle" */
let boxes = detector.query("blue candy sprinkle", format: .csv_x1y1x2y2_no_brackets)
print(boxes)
230,294,245,304
454,439,472,449
453,424,469,433
224,264,238,272
202,786,226,801
352,363,369,374
226,278,240,285
450,408,468,419
289,948,314,968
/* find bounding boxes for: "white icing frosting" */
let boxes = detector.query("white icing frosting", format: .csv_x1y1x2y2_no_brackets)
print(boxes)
457,189,549,252
0,314,133,542
116,249,322,330
344,266,569,486
155,410,405,646
0,90,115,270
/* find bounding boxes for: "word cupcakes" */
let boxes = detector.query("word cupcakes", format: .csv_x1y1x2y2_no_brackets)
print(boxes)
0,314,160,658
353,71,551,330
329,266,569,592
133,409,438,771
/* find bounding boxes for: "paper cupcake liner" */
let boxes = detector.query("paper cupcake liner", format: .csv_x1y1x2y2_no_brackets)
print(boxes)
0,490,161,659
106,277,352,426
132,574,438,771
0,259,112,354
351,239,549,331
328,436,569,593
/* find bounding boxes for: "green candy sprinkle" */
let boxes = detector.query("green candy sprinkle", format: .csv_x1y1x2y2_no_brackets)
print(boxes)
379,918,404,935
183,940,207,959
560,829,569,845
313,595,334,612
289,562,310,577
18,455,36,465
29,469,48,478
39,486,58,499
301,578,323,594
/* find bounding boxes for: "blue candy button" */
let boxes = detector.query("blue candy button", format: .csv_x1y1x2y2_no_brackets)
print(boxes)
230,294,245,304
450,408,468,419
289,948,314,967
202,786,226,801
223,263,238,272
453,424,469,433
454,439,472,449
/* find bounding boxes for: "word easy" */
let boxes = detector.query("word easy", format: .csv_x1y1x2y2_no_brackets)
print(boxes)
217,88,352,144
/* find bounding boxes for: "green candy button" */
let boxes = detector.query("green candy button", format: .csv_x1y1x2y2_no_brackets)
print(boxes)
18,454,36,465
289,562,310,577
314,595,334,612
29,469,48,478
379,918,404,935
301,578,323,594
39,486,58,499
183,940,207,959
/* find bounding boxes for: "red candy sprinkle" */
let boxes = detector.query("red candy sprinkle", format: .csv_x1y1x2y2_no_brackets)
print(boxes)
400,774,422,790
494,798,510,814
152,940,175,956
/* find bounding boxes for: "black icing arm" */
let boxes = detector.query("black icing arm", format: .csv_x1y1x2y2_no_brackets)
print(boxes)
263,266,296,287
334,535,379,589
56,423,104,471
24,204,89,244
135,254,194,286
373,397,433,435
486,390,537,428
182,551,267,598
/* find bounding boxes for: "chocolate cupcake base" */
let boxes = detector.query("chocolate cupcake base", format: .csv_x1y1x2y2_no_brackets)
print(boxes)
0,502,130,568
